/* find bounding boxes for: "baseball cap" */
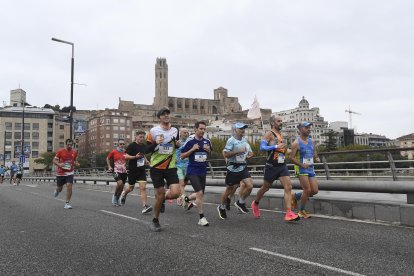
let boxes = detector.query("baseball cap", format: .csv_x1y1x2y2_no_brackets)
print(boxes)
234,122,248,129
156,107,171,118
297,122,313,128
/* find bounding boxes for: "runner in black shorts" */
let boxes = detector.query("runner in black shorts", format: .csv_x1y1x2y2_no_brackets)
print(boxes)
251,115,299,222
121,131,152,214
146,107,182,232
180,121,212,226
217,123,254,220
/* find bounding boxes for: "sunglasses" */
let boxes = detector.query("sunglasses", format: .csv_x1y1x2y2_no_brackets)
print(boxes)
119,143,125,145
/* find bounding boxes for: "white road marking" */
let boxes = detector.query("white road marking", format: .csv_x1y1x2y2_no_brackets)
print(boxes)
100,210,150,225
250,247,365,276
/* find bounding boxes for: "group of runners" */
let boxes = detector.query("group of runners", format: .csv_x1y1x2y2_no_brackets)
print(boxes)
51,107,320,232
0,160,23,186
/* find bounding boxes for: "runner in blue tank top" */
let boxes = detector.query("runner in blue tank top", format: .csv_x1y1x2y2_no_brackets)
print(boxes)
289,122,320,219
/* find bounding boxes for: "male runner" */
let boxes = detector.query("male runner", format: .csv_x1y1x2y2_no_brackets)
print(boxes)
180,121,212,226
106,139,128,207
53,139,80,209
120,131,152,214
146,107,181,231
15,162,23,186
251,115,299,222
176,128,190,207
217,123,254,219
289,122,320,218
9,160,18,184
0,165,6,184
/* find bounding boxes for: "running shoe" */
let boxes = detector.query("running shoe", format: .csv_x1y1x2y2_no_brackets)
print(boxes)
198,217,209,226
112,195,119,206
186,202,194,211
150,220,162,232
120,191,126,205
225,197,231,211
217,205,227,219
142,205,153,214
291,193,298,209
251,201,261,218
234,200,249,214
176,195,183,206
53,190,60,198
160,202,165,213
298,210,312,219
284,210,300,222
64,203,72,209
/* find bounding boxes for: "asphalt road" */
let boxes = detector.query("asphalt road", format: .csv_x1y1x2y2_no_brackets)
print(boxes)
1,181,413,276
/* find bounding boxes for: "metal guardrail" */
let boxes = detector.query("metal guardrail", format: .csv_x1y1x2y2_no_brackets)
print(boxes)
27,147,414,203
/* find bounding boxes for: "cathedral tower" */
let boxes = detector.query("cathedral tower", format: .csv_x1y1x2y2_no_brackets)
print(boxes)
153,57,168,108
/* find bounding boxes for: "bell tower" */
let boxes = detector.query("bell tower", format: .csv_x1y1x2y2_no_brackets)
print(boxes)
154,57,168,108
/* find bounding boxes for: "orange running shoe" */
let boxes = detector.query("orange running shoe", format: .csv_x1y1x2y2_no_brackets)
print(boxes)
284,210,300,222
251,201,261,218
298,210,312,219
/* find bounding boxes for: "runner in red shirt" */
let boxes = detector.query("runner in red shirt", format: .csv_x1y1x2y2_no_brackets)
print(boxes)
106,139,128,206
53,139,80,209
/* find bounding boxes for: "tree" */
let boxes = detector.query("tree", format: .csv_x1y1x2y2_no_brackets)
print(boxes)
320,130,338,152
61,106,77,113
34,152,56,170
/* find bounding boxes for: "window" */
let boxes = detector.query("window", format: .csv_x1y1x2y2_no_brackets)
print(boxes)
113,118,119,124
48,123,53,128
24,123,31,130
106,134,110,138
24,132,30,139
60,125,64,130
32,151,39,158
47,132,53,138
120,118,125,124
33,123,39,130
120,126,125,131
14,123,22,130
59,134,64,139
59,142,64,148
14,132,21,139
113,133,119,139
32,132,39,140
32,142,39,149
5,122,12,130
113,126,119,131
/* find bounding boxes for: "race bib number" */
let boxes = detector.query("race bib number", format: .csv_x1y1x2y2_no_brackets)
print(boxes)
159,143,173,154
62,162,72,170
303,157,313,165
194,152,207,162
278,154,285,163
235,153,246,162
137,157,145,167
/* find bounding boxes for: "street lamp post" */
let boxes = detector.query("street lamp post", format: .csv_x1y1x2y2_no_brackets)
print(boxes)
51,37,74,139
21,101,30,165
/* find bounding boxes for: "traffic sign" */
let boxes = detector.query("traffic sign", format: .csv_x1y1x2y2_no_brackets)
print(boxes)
19,155,26,164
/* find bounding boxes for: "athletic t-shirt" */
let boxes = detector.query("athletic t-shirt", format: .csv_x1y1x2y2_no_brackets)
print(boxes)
223,136,252,173
181,136,212,176
125,142,147,172
107,149,127,173
146,125,179,169
266,130,287,166
55,148,78,176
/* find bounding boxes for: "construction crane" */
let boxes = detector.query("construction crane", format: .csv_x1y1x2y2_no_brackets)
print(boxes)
345,106,361,129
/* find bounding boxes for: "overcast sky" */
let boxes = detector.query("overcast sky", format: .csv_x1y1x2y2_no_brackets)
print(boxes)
1,1,413,139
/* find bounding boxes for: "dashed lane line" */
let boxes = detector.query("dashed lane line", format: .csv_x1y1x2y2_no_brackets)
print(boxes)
250,247,365,276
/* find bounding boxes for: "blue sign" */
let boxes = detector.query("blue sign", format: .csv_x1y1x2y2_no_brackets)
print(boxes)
19,155,26,164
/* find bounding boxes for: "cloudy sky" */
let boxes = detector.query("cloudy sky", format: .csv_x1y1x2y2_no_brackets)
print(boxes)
1,1,413,139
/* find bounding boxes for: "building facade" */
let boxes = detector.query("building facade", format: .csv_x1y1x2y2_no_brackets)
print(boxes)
396,133,414,159
273,97,330,145
0,89,55,171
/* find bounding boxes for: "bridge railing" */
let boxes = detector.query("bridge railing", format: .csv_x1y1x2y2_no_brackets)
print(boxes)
27,147,414,203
